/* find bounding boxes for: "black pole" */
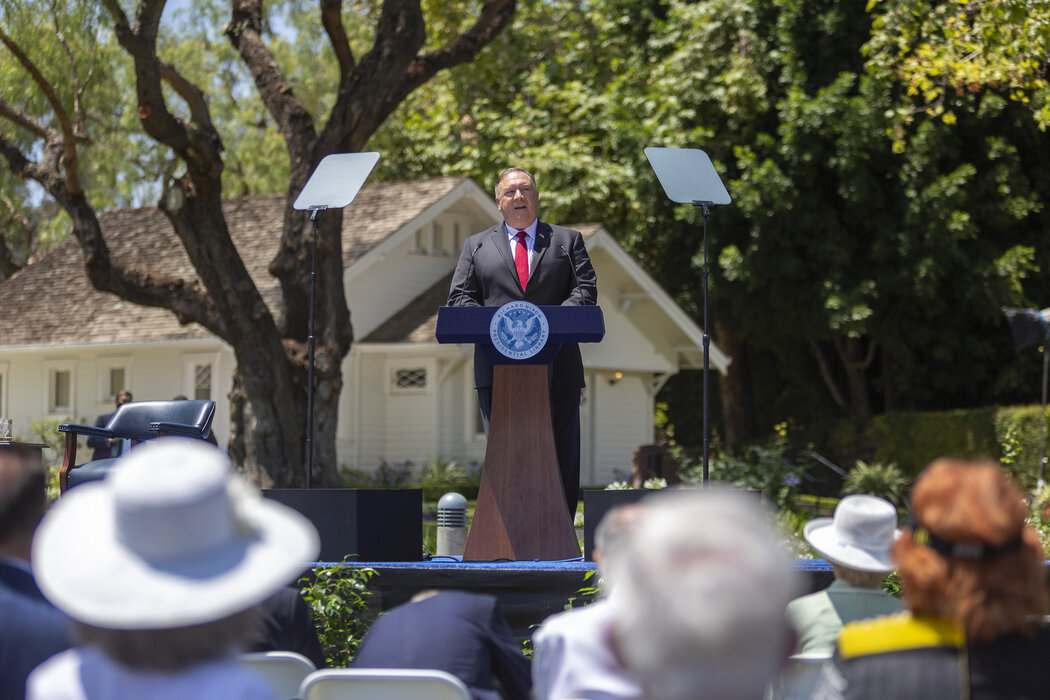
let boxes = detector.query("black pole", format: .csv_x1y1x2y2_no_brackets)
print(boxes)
306,206,326,488
1041,345,1048,487
694,200,712,486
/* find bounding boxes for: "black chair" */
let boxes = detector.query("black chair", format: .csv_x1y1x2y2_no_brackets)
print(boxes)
58,400,216,492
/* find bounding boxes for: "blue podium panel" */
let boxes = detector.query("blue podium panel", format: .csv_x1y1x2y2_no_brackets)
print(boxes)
436,305,605,361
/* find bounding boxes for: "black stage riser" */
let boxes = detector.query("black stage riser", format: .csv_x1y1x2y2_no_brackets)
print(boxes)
263,489,422,562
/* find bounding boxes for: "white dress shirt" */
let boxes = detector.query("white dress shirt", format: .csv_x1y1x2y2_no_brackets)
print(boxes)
506,219,538,271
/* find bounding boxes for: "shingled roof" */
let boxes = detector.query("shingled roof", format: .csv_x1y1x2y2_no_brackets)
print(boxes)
0,176,468,348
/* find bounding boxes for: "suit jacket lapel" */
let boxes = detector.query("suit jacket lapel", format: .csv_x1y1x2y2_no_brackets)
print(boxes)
531,221,551,278
488,224,521,291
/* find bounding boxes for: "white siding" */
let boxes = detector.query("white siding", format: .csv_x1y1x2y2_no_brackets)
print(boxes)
382,357,436,461
588,372,654,486
355,352,387,469
0,340,233,454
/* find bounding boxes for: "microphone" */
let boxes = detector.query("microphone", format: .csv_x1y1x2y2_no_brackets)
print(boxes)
467,240,482,280
560,243,583,301
457,241,483,303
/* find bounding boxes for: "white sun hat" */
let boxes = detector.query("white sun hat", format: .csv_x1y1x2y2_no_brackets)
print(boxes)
33,438,319,630
803,494,900,573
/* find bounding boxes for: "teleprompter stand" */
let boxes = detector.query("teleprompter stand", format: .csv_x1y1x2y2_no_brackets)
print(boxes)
292,152,379,488
645,147,731,486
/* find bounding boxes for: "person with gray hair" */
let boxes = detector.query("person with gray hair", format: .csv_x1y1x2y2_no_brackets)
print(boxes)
609,490,799,700
531,503,645,700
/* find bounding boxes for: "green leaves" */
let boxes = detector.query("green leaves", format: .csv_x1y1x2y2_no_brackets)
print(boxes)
299,561,378,667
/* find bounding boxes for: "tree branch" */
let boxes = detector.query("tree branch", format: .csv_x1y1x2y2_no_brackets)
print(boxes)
403,0,516,91
0,133,68,204
0,30,83,194
50,3,88,137
225,0,316,153
0,196,28,278
808,336,848,409
158,59,219,136
0,98,53,140
321,0,354,80
102,0,208,164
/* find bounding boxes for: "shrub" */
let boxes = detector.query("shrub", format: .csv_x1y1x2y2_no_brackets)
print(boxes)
684,431,807,511
994,405,1050,491
299,560,378,667
842,460,910,505
373,459,415,488
829,407,998,480
25,418,65,502
420,457,481,501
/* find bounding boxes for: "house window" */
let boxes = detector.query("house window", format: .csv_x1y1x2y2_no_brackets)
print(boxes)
183,353,219,402
47,366,75,414
194,364,213,400
109,367,126,397
430,222,444,256
97,357,132,403
392,367,427,391
0,364,7,418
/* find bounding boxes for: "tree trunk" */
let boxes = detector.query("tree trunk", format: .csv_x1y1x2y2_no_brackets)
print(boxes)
1,0,516,488
834,336,875,419
714,318,756,447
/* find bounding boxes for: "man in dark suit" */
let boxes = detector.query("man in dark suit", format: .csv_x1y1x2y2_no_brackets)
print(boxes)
352,589,531,700
87,389,133,460
448,167,597,514
0,447,72,700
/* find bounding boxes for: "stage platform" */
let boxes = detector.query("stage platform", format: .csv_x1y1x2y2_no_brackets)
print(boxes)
310,558,835,639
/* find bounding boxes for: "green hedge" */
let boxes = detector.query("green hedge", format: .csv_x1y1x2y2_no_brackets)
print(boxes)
828,405,1050,489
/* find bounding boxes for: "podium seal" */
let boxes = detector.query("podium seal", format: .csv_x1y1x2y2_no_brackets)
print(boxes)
490,301,549,360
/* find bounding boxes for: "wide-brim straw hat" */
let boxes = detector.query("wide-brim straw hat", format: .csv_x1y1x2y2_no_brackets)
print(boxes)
803,494,900,573
33,438,319,629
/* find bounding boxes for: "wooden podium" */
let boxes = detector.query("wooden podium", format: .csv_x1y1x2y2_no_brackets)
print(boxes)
436,304,605,560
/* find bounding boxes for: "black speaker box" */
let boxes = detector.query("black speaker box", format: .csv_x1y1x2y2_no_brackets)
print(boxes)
263,488,422,562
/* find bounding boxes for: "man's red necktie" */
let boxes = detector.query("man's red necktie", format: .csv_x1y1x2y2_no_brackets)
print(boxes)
514,231,529,291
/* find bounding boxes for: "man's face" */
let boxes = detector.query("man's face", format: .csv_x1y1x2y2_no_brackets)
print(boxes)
495,170,539,231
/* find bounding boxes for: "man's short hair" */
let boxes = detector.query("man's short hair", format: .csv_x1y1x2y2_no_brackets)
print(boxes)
493,167,537,199
610,489,799,700
0,451,47,545
593,503,643,588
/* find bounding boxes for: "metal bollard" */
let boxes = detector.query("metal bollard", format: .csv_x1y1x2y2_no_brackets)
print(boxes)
436,492,468,557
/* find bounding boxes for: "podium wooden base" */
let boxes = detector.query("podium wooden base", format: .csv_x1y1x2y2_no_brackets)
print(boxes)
464,364,580,560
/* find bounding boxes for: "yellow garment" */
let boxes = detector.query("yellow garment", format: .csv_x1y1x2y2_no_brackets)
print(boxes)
838,612,964,660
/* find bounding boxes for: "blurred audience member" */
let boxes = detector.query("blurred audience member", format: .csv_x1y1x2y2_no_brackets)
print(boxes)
610,489,799,700
352,589,530,700
0,448,72,700
787,494,902,654
249,585,326,668
88,390,132,460
532,503,644,700
26,439,319,700
815,458,1050,699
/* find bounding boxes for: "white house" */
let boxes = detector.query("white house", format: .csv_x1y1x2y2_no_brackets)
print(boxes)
0,176,728,486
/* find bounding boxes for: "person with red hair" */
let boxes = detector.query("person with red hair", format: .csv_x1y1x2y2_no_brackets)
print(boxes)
815,458,1050,699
